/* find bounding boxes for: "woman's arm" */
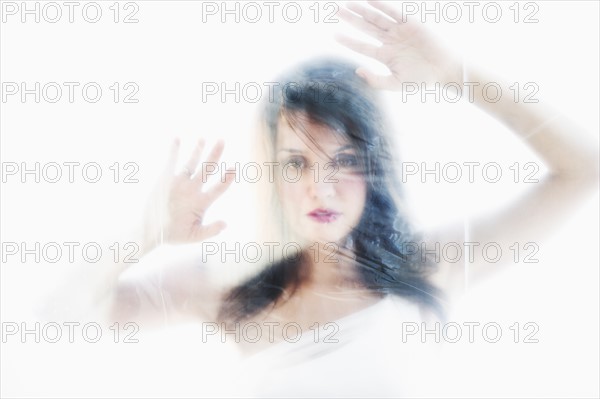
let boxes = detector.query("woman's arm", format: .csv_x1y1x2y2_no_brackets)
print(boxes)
41,139,237,326
454,69,598,285
336,1,599,295
108,138,238,325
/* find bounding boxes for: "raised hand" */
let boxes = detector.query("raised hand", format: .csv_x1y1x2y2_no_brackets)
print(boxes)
336,1,462,90
145,138,236,249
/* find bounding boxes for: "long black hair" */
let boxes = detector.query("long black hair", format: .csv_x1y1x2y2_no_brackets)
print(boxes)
218,58,445,322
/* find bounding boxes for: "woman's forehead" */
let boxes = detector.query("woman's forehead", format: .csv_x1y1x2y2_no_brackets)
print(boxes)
275,116,350,152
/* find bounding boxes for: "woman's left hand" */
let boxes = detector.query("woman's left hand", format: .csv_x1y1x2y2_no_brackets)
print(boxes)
336,1,462,91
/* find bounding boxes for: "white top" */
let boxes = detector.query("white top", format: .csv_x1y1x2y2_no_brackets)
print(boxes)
227,295,442,398
120,245,446,397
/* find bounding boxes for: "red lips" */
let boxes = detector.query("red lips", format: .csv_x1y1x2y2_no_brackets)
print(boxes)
307,208,341,223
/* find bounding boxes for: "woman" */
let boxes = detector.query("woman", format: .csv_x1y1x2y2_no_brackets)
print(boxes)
98,1,597,394
109,0,598,341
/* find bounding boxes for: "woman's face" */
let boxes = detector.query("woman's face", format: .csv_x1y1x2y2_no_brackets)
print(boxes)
275,116,368,246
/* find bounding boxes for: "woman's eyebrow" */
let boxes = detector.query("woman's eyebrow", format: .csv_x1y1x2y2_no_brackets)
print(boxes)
278,145,354,153
276,148,303,154
336,145,354,152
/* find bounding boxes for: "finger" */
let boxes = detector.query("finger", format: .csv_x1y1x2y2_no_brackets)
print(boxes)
205,139,225,164
356,67,392,90
204,168,237,207
182,138,206,178
368,0,425,40
367,0,406,24
337,7,389,41
345,2,396,32
195,221,227,241
335,34,380,60
200,139,225,183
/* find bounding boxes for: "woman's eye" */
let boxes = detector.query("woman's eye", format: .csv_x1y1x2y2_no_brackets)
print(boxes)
285,157,305,169
335,154,358,168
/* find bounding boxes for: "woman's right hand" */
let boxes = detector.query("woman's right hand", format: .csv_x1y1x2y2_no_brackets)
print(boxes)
145,138,236,250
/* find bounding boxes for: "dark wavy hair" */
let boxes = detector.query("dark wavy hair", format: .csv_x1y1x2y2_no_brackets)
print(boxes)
218,58,445,322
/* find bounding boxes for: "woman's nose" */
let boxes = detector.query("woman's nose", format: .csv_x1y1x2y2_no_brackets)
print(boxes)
307,165,336,199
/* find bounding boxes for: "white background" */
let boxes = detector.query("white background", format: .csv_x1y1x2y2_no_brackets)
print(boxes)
1,1,599,397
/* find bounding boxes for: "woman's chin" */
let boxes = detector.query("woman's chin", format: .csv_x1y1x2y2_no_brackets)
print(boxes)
287,222,352,248
297,232,348,247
